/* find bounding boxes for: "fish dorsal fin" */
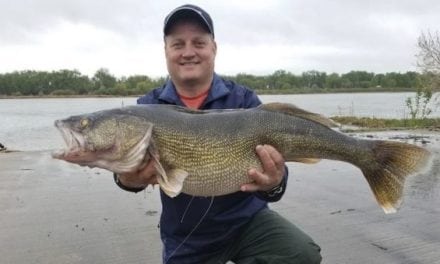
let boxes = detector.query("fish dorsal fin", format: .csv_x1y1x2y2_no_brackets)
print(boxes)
166,105,207,114
165,105,237,115
260,103,338,128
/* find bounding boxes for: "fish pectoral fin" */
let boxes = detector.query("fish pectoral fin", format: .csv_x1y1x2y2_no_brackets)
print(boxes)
149,149,187,198
151,153,168,184
157,169,188,198
291,158,321,164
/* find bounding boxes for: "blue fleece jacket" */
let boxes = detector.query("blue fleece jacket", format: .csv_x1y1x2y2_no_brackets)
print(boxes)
136,73,287,263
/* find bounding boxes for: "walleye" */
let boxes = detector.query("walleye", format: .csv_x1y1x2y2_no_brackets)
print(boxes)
52,103,431,214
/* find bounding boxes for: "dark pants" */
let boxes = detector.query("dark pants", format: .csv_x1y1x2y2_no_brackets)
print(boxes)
207,209,322,264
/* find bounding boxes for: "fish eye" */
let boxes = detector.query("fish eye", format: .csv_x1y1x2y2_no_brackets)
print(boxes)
80,118,89,128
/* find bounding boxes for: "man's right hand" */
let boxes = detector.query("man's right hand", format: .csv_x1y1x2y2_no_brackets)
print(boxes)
117,158,159,189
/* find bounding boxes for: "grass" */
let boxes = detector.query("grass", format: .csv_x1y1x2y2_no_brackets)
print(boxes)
332,116,440,131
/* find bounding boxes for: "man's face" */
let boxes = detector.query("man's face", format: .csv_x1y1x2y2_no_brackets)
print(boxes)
164,21,217,87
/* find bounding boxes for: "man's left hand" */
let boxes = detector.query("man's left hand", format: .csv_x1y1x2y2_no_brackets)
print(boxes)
241,144,286,193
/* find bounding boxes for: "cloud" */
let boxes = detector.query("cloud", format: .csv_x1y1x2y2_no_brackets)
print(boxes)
1,0,439,77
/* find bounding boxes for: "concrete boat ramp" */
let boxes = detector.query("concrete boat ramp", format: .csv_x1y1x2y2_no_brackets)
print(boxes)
1,131,439,264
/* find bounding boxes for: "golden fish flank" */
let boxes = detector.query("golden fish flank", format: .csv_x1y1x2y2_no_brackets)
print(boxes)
53,103,432,214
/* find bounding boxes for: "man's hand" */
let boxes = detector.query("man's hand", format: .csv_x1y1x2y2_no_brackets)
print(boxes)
117,158,159,189
241,145,286,193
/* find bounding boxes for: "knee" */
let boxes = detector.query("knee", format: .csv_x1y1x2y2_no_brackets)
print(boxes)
300,241,322,264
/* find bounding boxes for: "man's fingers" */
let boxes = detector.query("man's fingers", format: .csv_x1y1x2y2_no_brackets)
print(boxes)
242,168,269,192
256,145,285,174
241,145,286,193
265,145,285,166
241,168,260,192
241,183,260,192
256,145,275,171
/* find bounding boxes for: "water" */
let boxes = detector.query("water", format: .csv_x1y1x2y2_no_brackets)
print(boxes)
262,92,419,117
1,97,137,151
1,93,438,151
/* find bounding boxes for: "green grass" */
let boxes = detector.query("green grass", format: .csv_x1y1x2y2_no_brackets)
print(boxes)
332,116,440,131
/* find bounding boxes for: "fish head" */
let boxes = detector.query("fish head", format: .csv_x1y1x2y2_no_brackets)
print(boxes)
52,110,154,173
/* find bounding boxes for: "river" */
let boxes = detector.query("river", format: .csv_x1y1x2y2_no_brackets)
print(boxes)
1,92,438,151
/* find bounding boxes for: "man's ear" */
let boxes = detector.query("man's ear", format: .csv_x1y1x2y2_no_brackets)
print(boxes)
213,40,217,55
164,40,169,58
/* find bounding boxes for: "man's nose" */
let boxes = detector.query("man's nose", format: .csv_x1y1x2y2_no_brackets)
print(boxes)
181,46,196,58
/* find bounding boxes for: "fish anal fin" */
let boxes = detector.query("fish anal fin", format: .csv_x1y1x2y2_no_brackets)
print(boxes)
260,103,338,128
291,158,321,164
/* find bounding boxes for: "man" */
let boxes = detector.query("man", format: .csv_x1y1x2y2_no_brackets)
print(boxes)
114,4,321,264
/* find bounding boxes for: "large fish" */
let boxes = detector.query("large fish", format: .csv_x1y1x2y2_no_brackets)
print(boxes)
52,103,431,213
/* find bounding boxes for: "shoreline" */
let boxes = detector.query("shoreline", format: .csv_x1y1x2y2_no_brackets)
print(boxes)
0,94,139,99
0,89,418,99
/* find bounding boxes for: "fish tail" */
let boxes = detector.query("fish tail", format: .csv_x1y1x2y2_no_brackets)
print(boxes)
360,140,431,214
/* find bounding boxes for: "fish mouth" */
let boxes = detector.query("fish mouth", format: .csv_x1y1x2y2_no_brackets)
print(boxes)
52,120,90,162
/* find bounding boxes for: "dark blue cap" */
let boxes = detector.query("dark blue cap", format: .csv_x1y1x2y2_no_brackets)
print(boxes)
164,4,214,38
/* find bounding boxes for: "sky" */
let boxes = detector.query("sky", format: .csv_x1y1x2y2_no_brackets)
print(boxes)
1,0,439,78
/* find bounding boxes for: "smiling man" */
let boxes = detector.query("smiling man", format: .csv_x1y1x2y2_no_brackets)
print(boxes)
163,13,216,101
114,4,322,264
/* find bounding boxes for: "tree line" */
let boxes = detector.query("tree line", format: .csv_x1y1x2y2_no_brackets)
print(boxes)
0,68,429,96
0,68,167,96
225,70,422,93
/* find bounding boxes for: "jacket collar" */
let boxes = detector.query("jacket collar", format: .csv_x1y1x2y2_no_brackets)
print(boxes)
158,73,230,107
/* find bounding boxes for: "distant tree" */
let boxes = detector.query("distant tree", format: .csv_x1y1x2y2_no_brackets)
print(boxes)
371,73,385,87
269,70,297,90
234,73,261,89
401,71,420,88
324,73,341,89
136,81,155,94
406,30,440,119
92,68,117,91
418,31,440,99
125,75,153,90
383,73,398,89
49,70,92,94
301,70,326,89
417,31,440,74
341,71,374,88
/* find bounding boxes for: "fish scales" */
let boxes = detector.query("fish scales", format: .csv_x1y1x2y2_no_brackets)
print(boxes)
53,103,432,213
142,106,373,196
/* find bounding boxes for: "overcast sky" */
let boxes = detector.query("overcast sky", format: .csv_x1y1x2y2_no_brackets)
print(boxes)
1,0,439,78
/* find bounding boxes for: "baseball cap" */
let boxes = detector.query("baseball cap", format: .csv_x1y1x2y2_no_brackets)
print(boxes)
163,4,214,38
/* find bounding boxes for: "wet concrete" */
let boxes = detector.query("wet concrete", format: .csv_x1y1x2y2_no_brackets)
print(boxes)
1,131,439,264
